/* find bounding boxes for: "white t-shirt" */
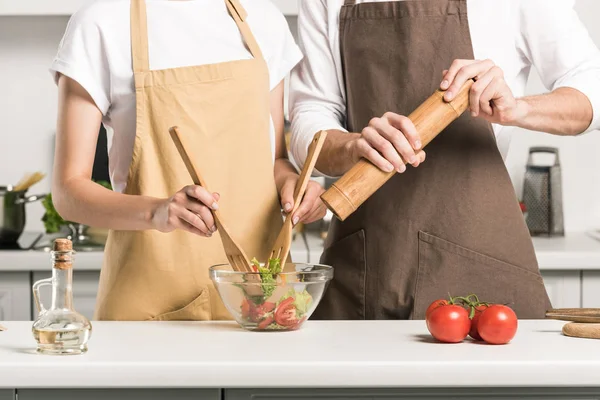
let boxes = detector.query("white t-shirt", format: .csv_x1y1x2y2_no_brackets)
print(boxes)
290,0,600,175
51,0,303,193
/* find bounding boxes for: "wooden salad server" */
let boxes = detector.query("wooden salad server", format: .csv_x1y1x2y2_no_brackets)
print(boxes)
268,130,327,270
169,126,252,273
321,79,475,221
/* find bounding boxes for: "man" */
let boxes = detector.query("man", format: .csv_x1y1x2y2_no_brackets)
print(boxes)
290,0,600,320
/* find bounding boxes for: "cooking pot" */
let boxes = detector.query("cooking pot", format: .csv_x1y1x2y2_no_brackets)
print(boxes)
0,186,47,245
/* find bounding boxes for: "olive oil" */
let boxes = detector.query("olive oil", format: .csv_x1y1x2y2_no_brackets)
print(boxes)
32,239,92,355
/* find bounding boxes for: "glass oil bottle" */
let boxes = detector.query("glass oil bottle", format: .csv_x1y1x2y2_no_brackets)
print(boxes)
32,238,92,355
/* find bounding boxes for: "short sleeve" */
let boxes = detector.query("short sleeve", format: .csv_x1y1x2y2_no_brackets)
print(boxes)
518,0,600,133
49,5,111,115
251,3,303,90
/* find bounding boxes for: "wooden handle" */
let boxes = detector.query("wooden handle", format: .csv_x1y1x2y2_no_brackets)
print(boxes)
562,322,600,340
547,308,600,316
321,80,475,221
170,127,211,190
169,127,223,224
290,131,328,215
546,308,600,323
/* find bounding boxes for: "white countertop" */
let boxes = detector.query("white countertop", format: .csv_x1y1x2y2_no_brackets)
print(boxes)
1,231,599,271
0,320,599,388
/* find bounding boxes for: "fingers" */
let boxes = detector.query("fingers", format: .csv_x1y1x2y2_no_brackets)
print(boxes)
441,59,470,90
362,125,404,172
292,182,323,225
184,185,219,210
384,112,422,156
170,205,212,236
303,203,327,225
443,59,495,102
362,113,422,173
279,179,295,213
186,201,216,232
469,67,500,117
356,132,395,173
479,76,504,116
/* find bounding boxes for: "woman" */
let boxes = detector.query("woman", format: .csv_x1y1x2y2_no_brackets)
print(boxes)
50,0,326,321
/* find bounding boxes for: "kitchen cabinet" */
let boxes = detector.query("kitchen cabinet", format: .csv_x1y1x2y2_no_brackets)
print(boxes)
224,388,600,399
582,271,600,308
540,271,581,308
17,389,220,400
0,390,15,400
0,272,31,321
31,271,100,320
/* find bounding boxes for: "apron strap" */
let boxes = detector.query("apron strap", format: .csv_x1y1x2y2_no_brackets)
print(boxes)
344,0,356,5
130,0,150,73
129,0,263,74
225,0,264,60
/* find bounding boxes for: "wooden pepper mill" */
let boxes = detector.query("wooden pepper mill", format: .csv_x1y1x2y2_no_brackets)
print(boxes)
320,80,475,221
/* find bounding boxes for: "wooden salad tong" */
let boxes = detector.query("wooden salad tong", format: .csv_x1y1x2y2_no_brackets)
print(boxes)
169,126,252,273
267,130,328,270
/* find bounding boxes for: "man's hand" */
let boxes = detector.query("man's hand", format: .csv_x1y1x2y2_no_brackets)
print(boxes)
347,112,427,174
441,59,526,126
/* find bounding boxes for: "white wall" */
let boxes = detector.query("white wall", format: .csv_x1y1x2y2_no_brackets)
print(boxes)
0,2,598,234
505,0,600,232
0,17,68,233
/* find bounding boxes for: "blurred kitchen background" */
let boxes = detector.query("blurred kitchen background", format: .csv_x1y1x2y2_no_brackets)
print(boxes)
0,0,600,321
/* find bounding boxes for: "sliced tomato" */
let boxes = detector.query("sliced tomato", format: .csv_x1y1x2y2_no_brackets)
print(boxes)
241,299,251,320
426,299,449,319
262,302,276,313
275,297,299,327
257,316,274,330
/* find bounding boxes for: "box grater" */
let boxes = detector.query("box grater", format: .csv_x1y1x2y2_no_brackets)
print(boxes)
522,147,564,236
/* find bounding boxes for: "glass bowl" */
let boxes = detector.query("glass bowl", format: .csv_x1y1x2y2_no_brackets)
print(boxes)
210,263,333,331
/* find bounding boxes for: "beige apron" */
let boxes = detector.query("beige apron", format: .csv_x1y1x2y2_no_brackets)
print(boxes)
94,0,283,321
314,0,552,320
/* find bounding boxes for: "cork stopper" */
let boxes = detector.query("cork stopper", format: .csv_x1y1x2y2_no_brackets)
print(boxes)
52,238,73,270
53,238,72,252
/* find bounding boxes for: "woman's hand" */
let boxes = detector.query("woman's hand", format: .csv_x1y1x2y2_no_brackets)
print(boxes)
152,186,220,237
279,176,327,226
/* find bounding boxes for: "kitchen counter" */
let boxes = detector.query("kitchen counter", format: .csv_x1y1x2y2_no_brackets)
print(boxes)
0,232,317,271
1,231,599,271
0,320,599,398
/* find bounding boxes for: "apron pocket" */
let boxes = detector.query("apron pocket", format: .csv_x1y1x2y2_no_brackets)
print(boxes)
413,231,549,320
149,288,211,321
316,229,367,319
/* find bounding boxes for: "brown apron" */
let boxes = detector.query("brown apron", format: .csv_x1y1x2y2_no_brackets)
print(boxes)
314,0,551,320
94,0,283,321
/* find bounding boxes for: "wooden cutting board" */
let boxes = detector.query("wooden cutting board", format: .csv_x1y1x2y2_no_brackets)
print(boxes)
562,322,600,339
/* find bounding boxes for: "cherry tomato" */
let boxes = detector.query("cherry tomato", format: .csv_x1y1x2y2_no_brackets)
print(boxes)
426,299,449,318
275,297,299,327
468,304,489,341
426,305,470,343
477,305,518,345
